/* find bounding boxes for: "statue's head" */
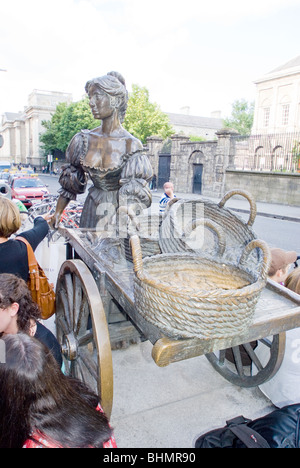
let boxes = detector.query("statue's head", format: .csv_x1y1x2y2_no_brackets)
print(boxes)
85,71,128,122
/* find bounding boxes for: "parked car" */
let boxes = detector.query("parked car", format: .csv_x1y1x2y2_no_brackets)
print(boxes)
11,177,49,208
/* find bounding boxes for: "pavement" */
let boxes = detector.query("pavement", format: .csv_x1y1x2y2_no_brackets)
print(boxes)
41,179,300,449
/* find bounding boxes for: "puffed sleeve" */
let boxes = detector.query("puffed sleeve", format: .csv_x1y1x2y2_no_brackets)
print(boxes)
119,151,153,208
58,131,88,200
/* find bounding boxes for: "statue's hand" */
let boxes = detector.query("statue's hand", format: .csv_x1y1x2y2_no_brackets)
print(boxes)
49,195,71,230
49,212,61,230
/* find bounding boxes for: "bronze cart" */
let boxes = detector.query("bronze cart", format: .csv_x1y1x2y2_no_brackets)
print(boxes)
55,221,300,420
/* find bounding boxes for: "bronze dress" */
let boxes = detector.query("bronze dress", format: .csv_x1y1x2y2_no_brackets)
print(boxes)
58,129,153,229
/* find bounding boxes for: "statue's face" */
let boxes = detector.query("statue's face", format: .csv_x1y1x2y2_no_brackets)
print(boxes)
88,84,114,120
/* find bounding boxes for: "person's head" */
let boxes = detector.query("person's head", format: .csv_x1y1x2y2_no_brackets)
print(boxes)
0,197,21,238
268,248,297,283
0,273,40,335
163,181,174,197
85,71,128,123
0,333,113,448
285,268,300,295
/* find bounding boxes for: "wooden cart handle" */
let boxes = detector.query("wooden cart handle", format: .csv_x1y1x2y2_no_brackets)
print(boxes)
218,189,257,227
182,218,226,256
239,239,271,280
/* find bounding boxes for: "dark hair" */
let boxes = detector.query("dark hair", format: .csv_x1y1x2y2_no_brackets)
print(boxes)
0,273,41,334
0,334,113,448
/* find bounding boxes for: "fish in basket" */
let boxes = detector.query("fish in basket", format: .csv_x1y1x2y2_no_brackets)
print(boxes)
130,235,271,340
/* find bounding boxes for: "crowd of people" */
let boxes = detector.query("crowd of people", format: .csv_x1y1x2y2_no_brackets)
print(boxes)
0,196,116,448
0,180,299,447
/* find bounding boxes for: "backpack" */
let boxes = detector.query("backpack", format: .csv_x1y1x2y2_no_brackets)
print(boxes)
194,404,300,448
16,236,56,320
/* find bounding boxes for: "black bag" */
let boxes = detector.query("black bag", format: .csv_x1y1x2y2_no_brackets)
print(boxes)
194,404,300,448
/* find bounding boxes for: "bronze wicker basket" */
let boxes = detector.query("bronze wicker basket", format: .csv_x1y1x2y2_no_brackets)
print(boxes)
159,190,261,274
130,235,271,340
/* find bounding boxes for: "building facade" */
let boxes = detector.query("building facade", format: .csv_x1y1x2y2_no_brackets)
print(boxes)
166,109,223,140
0,90,72,168
252,56,300,134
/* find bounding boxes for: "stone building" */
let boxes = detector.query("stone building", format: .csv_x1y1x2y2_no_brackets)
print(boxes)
166,109,223,140
146,128,299,205
147,129,236,196
0,89,72,168
231,55,300,174
252,55,300,134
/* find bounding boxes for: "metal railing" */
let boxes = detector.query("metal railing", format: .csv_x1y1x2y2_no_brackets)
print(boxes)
232,132,300,173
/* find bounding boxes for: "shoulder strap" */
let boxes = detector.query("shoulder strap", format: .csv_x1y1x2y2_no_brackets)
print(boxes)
226,417,270,448
15,236,38,272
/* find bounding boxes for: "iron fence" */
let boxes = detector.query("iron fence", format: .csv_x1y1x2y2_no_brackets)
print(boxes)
232,132,300,173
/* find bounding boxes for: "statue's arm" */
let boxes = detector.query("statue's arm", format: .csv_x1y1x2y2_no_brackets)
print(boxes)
119,151,153,213
51,132,88,228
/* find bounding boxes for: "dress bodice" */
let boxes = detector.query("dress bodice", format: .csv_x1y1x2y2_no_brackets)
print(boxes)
58,127,152,201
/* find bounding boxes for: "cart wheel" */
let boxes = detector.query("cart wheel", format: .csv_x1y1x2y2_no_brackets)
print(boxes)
205,333,286,387
56,259,113,419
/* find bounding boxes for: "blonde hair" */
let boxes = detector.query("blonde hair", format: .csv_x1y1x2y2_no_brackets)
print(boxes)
0,197,21,238
285,268,300,295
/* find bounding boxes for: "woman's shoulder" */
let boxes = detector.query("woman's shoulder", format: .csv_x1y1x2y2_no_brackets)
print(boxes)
66,130,91,165
121,129,143,152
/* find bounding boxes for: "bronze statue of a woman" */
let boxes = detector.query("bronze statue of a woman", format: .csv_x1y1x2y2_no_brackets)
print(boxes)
51,71,152,230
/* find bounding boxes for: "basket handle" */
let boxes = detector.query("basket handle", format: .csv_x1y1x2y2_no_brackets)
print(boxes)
183,218,226,256
218,189,257,227
130,235,145,278
239,239,271,280
118,206,140,235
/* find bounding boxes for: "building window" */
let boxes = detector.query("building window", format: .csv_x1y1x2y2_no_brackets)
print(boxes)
282,104,289,126
263,108,270,127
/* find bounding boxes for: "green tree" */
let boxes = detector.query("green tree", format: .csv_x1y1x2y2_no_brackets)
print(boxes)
223,99,254,136
123,84,174,144
40,102,68,155
40,98,98,155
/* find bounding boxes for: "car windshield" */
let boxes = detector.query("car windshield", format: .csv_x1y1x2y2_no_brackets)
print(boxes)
13,178,45,188
0,173,9,180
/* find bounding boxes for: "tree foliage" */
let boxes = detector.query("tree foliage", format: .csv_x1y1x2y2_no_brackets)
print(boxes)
40,85,174,156
123,84,173,144
40,98,98,155
223,99,254,136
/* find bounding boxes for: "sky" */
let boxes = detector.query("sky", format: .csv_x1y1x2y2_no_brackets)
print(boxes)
1,0,300,120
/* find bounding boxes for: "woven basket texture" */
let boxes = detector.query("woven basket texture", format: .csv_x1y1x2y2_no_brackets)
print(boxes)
131,235,270,340
159,190,261,276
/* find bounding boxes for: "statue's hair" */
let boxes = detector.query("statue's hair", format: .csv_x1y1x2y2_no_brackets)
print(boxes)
85,71,128,122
